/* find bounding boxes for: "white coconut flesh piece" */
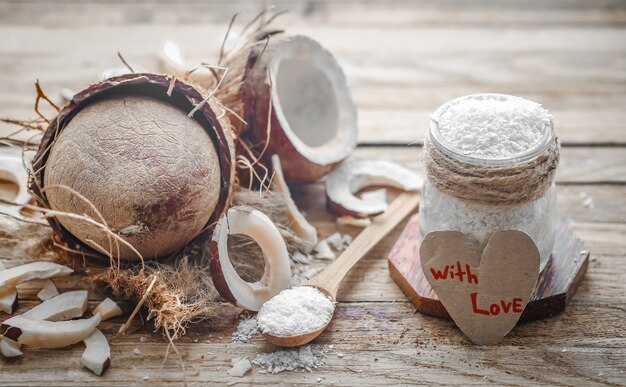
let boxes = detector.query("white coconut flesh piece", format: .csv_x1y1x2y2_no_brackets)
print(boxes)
325,159,424,217
0,337,22,357
211,206,291,312
37,279,59,301
271,155,318,252
159,40,213,87
3,290,90,357
22,290,88,321
269,35,357,168
0,287,17,314
93,297,123,321
0,314,101,348
360,188,387,203
81,329,111,376
0,147,33,220
0,262,73,296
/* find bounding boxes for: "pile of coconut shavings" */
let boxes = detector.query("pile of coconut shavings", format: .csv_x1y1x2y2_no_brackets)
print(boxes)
253,344,331,374
437,94,552,158
231,315,259,343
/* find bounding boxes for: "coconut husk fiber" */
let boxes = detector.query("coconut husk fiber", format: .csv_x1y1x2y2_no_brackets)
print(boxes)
59,188,309,339
0,184,308,340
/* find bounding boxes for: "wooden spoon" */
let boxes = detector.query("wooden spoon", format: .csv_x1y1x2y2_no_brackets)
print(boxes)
262,192,420,347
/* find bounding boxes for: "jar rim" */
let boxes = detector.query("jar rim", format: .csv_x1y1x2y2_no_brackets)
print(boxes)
429,93,555,167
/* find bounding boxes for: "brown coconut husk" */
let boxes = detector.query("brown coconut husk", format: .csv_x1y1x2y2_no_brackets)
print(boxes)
1,72,310,339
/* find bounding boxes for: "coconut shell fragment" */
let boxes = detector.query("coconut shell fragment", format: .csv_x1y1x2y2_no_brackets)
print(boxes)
29,73,236,261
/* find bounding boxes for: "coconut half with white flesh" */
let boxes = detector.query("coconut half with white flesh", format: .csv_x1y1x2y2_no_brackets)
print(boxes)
209,206,291,311
237,34,357,183
326,159,424,218
271,155,317,252
0,314,100,348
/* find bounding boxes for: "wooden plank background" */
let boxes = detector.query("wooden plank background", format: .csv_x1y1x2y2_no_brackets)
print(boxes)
0,1,625,385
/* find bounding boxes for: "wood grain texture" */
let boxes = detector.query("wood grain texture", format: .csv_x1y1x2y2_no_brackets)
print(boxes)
0,0,625,386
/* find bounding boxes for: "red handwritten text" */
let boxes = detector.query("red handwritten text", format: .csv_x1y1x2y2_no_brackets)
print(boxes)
470,292,523,316
429,261,478,284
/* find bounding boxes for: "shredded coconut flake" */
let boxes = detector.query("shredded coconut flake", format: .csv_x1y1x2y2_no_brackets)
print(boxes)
232,315,258,343
313,240,336,260
437,94,552,158
253,345,330,374
325,232,352,252
257,286,335,336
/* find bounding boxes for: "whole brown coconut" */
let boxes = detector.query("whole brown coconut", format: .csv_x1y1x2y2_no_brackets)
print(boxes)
30,74,235,261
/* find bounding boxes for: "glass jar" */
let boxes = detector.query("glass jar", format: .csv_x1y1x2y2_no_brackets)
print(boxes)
419,94,558,271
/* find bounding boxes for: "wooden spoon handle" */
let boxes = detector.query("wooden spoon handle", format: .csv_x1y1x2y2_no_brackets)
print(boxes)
307,192,420,299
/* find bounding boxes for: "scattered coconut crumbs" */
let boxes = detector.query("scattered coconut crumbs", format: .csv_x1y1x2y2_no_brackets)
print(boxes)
325,232,352,252
252,345,330,374
232,315,258,343
313,240,336,260
133,348,143,356
292,251,313,264
258,286,335,336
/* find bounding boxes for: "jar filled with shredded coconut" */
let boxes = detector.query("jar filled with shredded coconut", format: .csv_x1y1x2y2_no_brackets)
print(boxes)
420,94,560,270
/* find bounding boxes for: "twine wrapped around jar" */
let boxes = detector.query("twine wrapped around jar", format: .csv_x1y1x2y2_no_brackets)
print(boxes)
423,136,560,207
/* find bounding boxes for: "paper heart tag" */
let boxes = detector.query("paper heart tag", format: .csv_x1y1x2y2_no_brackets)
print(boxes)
420,230,540,345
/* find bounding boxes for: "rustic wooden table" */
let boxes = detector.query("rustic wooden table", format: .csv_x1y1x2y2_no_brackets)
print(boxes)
1,1,625,385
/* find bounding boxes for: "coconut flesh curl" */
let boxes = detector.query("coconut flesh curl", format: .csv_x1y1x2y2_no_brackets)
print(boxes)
32,74,235,261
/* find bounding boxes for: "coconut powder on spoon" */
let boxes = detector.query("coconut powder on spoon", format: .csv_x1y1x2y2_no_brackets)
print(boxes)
257,286,335,336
